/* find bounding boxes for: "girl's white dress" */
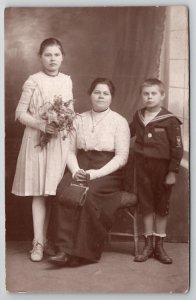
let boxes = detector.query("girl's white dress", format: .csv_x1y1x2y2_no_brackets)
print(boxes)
12,71,73,196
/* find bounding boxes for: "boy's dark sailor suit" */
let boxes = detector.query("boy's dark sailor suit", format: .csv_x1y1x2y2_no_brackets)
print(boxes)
130,107,183,173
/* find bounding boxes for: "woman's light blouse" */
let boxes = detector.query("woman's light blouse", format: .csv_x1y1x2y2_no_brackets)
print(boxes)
67,109,130,180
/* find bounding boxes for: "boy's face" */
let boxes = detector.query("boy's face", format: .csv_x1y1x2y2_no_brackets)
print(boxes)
141,85,165,111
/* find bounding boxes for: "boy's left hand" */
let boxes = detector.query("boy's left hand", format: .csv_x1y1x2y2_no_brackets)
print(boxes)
165,172,176,186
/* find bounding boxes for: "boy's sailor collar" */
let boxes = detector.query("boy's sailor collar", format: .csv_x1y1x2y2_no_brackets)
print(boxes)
138,107,182,125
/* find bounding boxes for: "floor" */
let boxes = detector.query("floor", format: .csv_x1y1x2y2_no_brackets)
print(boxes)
5,240,189,294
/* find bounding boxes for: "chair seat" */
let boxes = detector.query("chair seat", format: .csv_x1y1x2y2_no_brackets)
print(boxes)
119,191,137,208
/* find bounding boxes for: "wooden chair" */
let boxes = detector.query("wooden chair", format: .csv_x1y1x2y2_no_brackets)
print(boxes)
108,149,139,256
108,191,139,256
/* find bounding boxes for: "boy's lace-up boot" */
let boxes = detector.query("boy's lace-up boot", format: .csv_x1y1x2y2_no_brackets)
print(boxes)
30,240,44,262
134,235,154,262
154,236,173,264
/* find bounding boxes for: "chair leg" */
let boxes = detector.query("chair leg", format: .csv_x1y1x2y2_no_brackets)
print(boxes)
108,230,112,245
126,206,139,256
133,208,139,256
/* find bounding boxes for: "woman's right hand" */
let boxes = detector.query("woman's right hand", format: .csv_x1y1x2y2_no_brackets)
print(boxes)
45,123,58,135
73,169,88,182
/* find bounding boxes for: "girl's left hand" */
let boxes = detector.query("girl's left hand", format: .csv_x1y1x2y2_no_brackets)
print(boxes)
45,123,58,135
165,172,176,186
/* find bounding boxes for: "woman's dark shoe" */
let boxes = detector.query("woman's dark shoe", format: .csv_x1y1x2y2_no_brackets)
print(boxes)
154,236,173,264
48,252,69,265
67,256,82,267
134,235,154,262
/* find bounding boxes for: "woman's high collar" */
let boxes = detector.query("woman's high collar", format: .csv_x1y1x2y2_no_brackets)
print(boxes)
91,108,110,117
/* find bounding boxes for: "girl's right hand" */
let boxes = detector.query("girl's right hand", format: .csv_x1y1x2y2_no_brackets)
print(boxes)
45,123,58,135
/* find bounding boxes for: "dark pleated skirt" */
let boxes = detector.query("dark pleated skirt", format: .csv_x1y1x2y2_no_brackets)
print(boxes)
54,149,124,261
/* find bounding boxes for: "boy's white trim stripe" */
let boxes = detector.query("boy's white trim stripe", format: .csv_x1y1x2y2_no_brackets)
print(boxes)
138,110,145,123
150,114,174,123
138,110,173,125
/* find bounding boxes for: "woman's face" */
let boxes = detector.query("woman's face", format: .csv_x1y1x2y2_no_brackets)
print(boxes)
90,83,112,112
40,45,63,75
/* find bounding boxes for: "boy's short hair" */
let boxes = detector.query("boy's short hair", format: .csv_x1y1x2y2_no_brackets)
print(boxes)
140,78,165,95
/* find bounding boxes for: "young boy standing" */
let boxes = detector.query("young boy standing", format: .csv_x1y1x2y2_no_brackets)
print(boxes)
130,78,183,264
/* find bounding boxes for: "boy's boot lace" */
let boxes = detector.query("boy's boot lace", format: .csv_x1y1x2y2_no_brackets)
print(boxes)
154,236,173,264
134,235,154,262
30,240,44,262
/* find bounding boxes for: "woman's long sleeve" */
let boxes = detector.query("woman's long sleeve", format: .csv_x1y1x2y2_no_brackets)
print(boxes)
87,118,130,180
15,78,46,132
66,127,80,175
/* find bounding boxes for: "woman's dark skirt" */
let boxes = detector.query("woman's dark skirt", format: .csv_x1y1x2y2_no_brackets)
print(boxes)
54,150,124,262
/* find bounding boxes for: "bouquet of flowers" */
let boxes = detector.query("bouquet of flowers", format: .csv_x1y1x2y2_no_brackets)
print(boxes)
36,95,77,149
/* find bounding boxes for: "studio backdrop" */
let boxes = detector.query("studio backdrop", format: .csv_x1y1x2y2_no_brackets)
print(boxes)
6,7,185,242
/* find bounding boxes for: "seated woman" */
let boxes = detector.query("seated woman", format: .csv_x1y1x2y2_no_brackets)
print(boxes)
49,78,130,266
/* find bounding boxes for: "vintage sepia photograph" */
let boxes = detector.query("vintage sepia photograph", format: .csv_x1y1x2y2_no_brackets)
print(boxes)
5,6,189,293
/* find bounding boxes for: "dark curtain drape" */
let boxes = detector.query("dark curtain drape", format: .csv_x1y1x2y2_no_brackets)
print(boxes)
5,7,166,240
111,7,165,118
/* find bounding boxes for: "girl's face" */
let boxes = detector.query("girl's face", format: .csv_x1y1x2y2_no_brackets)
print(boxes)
40,45,63,75
90,83,112,112
141,85,165,111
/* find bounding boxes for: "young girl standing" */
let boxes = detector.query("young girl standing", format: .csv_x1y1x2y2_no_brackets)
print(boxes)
12,38,74,262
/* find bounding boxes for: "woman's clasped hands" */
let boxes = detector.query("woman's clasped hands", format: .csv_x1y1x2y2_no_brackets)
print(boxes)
73,169,89,183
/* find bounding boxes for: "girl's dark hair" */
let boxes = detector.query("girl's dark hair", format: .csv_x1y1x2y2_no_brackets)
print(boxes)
140,78,165,95
88,78,115,97
38,38,64,56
